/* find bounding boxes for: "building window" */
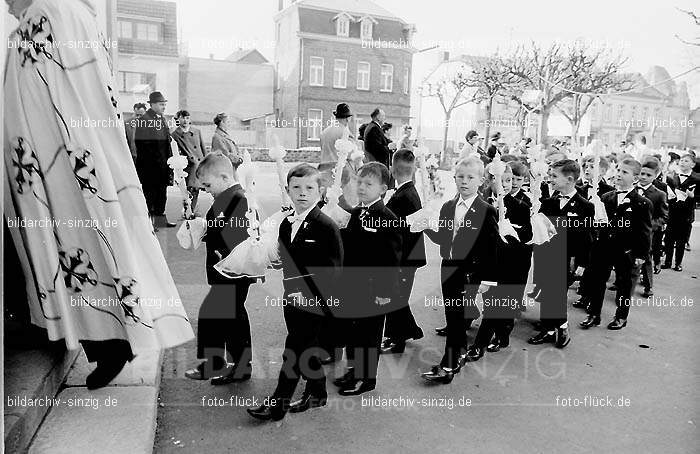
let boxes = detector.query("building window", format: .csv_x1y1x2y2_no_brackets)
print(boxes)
604,104,612,123
118,20,132,38
630,106,637,121
403,66,409,95
333,59,347,88
642,107,649,122
380,64,393,92
357,62,370,90
118,71,156,93
307,109,323,140
360,19,373,40
135,22,159,42
617,104,625,122
310,57,324,86
336,16,349,37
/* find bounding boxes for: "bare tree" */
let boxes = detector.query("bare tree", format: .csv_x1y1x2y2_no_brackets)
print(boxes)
423,67,474,162
504,41,576,145
555,44,633,146
675,8,700,46
461,53,520,152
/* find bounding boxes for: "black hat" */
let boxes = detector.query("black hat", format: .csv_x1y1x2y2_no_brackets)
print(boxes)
148,91,167,103
333,103,352,118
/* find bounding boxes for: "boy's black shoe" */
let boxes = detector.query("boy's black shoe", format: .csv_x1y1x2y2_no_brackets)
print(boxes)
607,318,627,330
528,331,555,345
653,265,661,274
247,399,286,421
660,263,671,269
464,346,484,362
555,327,571,348
332,369,355,387
210,364,252,385
579,315,601,329
572,297,589,309
435,326,448,336
338,379,375,396
487,339,509,352
380,339,406,354
641,288,654,298
289,393,327,413
673,265,683,272
421,365,455,384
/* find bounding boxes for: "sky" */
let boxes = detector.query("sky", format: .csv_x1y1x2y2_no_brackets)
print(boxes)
178,0,700,107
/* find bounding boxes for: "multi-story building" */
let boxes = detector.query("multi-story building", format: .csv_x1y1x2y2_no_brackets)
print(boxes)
274,0,416,148
115,0,179,118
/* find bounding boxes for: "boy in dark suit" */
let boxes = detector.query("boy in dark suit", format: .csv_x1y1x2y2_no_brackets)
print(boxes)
333,162,401,396
572,155,615,309
529,159,594,347
508,161,532,208
637,157,668,295
662,154,698,271
381,149,426,354
248,164,343,421
185,152,255,384
465,163,532,361
581,158,652,330
421,156,499,384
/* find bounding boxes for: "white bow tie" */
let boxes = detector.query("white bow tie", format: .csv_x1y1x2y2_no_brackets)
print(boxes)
288,213,305,224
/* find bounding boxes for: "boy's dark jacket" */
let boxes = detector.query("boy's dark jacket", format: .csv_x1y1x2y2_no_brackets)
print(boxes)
386,181,426,268
202,184,251,285
342,200,402,311
278,206,343,312
424,195,498,284
599,189,653,259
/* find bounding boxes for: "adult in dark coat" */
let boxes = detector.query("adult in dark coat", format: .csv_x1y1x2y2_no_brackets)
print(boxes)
363,108,392,170
134,91,175,227
172,110,207,213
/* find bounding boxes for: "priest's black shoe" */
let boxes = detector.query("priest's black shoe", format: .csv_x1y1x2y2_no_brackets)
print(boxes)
572,297,589,309
607,318,627,330
579,315,601,329
86,357,129,390
380,339,406,354
289,393,327,413
210,364,251,385
527,330,555,345
421,365,455,384
464,346,484,362
555,326,571,348
332,369,355,387
247,401,285,421
435,325,448,336
338,379,375,396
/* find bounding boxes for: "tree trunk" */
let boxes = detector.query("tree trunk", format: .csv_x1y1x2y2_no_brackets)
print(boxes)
539,107,550,146
441,110,451,165
483,97,494,153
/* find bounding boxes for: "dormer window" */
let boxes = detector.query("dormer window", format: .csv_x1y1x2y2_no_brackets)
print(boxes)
360,18,373,40
333,12,352,38
337,16,349,37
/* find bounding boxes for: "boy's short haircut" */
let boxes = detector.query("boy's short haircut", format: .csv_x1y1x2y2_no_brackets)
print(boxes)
196,152,233,179
175,110,190,118
392,148,416,177
358,161,391,186
680,153,695,162
508,161,527,177
642,156,661,173
546,150,566,161
287,163,322,187
455,156,485,177
582,154,610,172
620,158,642,175
550,159,581,180
668,151,680,161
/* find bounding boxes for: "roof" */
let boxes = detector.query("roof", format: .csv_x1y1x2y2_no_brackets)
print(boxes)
292,0,405,23
225,49,268,64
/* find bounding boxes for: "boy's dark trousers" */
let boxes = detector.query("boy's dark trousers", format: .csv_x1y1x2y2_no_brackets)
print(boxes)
440,264,480,370
272,304,327,403
383,266,422,341
587,248,639,320
664,216,692,267
197,281,252,376
345,314,385,384
473,284,519,348
534,230,569,331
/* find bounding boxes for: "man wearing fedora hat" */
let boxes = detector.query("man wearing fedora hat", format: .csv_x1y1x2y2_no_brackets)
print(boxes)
135,91,176,228
320,103,354,165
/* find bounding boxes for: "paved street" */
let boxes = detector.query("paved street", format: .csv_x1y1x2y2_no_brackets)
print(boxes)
153,164,698,453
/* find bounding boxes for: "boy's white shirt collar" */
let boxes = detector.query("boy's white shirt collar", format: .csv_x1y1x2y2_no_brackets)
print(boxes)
456,192,478,208
292,203,316,221
361,197,382,208
395,180,411,190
